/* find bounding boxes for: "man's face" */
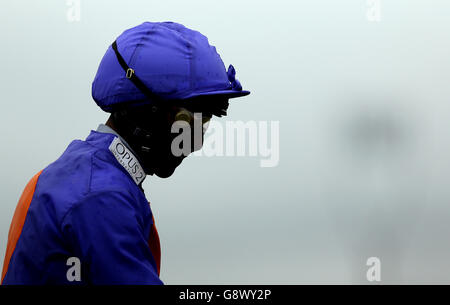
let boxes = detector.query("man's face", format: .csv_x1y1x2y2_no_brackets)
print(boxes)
142,105,211,178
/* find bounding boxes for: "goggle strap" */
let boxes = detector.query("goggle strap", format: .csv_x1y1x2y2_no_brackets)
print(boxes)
111,40,163,104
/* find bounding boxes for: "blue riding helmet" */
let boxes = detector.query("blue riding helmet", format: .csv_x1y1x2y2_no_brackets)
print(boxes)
92,21,250,112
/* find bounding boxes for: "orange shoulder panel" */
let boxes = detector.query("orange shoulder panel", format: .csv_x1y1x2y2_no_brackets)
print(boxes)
1,170,43,284
149,214,161,277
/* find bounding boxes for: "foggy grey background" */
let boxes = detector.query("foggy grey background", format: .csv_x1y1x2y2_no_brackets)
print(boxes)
1,0,450,284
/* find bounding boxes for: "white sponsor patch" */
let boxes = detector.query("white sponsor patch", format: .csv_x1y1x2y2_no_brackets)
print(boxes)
109,137,145,185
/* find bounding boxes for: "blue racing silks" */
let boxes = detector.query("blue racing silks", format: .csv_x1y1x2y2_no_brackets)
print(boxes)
1,130,162,285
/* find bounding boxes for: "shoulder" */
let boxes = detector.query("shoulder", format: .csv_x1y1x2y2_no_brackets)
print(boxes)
60,188,152,238
35,136,148,225
33,139,97,215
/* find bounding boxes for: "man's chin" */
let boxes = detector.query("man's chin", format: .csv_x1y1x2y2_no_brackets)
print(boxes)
154,168,176,178
153,156,184,178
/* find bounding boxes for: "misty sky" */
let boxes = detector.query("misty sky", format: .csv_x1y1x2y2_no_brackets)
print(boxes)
1,0,450,284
